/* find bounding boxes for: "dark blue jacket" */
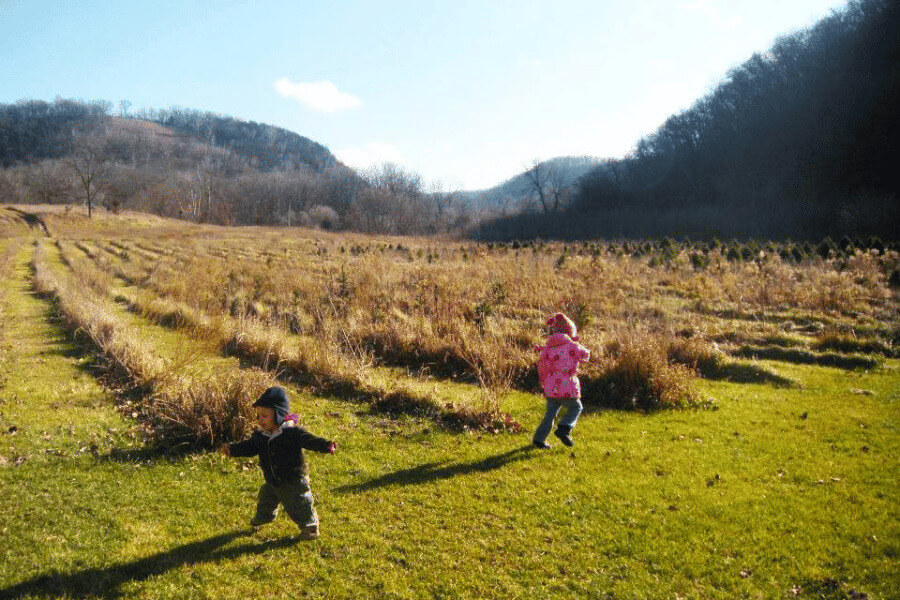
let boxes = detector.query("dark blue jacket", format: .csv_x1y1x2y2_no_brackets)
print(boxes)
229,426,332,485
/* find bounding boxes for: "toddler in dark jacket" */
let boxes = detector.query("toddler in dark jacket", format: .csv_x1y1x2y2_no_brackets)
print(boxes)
220,386,335,539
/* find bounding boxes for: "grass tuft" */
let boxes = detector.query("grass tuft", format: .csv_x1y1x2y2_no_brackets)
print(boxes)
812,331,897,358
143,369,274,451
583,333,705,410
732,345,882,370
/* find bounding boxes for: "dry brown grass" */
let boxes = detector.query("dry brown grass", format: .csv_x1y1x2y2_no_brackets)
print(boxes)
31,240,277,450
144,369,273,451
79,230,899,405
581,330,705,410
60,242,521,431
813,330,896,357
0,238,24,340
24,207,899,420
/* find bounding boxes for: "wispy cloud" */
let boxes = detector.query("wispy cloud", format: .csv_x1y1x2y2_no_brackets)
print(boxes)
273,77,362,113
682,0,743,29
335,142,403,169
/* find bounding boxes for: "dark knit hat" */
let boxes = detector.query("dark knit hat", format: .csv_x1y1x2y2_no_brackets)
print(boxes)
253,386,290,425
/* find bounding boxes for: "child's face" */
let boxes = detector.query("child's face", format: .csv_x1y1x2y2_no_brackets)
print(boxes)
255,406,277,433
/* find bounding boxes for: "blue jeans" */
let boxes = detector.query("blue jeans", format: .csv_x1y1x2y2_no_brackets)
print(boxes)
533,397,582,443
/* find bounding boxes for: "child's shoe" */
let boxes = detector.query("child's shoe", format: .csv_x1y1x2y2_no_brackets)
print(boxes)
297,524,319,540
554,426,574,447
532,439,553,449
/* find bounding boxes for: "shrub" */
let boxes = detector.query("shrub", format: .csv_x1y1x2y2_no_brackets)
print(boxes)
740,245,755,261
583,334,703,411
813,332,897,358
144,369,274,451
867,236,885,255
726,246,741,262
689,251,710,270
564,299,594,332
817,237,837,259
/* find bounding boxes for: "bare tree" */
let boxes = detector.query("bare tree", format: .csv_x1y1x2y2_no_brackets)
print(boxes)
426,182,466,233
0,168,24,203
348,163,426,234
21,160,73,204
186,159,217,222
523,159,566,215
68,128,110,218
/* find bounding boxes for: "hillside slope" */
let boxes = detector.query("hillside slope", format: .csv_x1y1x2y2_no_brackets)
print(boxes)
462,156,602,209
479,0,900,240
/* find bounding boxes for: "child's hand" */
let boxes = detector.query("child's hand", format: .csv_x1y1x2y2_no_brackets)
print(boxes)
329,442,337,454
219,444,231,457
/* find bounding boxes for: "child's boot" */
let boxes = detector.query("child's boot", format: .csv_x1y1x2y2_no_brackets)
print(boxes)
554,425,574,447
297,524,319,540
532,438,553,449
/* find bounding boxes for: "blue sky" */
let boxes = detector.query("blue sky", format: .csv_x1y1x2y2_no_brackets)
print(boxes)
1,0,847,190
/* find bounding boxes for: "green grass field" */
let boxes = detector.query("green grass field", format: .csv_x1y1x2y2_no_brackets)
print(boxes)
1,209,898,599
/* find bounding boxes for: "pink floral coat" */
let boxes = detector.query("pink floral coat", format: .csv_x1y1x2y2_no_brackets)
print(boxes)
535,333,591,399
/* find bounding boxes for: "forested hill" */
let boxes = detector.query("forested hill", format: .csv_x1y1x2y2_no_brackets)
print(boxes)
0,100,339,174
151,108,338,172
479,0,900,241
462,156,601,210
0,100,469,233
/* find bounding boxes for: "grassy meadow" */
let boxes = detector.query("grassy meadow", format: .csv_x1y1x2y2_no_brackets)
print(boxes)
0,204,897,599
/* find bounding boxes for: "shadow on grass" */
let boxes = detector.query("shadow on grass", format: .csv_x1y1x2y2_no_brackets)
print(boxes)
31,282,144,394
698,360,797,387
6,207,50,236
731,345,881,370
0,529,304,600
335,445,535,493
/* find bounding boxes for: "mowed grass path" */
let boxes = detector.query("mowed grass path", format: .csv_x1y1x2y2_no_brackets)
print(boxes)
1,238,898,599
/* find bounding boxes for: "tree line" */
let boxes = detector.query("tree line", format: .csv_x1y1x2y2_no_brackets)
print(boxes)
0,100,473,233
478,0,899,241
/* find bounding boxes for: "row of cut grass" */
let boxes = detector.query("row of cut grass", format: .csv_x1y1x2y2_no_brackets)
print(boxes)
31,239,275,450
76,237,713,412
47,215,897,415
732,345,883,370
55,238,523,434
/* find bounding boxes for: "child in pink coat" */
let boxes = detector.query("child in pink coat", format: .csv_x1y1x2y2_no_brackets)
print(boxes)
533,312,591,448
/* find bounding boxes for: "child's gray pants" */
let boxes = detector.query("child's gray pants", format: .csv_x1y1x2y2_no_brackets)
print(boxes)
254,478,318,528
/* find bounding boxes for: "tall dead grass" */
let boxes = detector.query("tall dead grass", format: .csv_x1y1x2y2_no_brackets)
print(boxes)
144,369,273,450
62,228,898,416
0,239,23,341
31,241,275,450
581,331,705,411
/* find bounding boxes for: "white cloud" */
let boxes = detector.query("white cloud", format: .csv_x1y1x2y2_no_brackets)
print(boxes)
335,142,404,170
273,77,362,113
